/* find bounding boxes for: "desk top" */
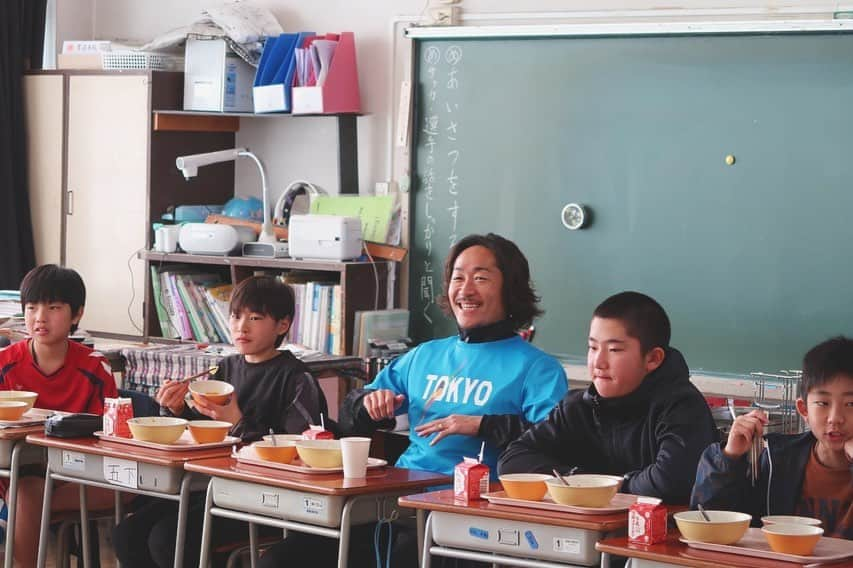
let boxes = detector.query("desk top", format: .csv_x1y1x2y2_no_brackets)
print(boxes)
595,535,833,568
25,433,231,467
184,456,450,497
0,424,45,440
398,488,628,532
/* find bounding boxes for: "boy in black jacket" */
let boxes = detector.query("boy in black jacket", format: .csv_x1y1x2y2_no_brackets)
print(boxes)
691,336,853,538
499,291,717,504
113,276,328,567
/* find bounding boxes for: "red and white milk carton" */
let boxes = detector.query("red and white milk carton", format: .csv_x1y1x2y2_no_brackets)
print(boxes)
302,425,335,440
454,457,490,502
628,497,667,545
103,397,134,438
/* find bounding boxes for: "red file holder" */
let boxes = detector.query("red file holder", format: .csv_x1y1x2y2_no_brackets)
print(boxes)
292,32,361,115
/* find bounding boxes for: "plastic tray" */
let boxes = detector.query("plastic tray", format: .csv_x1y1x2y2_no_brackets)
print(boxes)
681,528,853,564
0,407,56,428
482,490,636,515
94,430,239,451
234,446,387,474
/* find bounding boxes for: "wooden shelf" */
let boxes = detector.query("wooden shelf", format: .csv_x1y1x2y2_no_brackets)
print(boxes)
140,250,379,272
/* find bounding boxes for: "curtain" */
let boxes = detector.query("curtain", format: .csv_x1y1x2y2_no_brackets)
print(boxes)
0,0,47,288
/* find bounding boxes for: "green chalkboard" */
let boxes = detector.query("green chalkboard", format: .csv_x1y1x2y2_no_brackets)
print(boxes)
409,32,853,376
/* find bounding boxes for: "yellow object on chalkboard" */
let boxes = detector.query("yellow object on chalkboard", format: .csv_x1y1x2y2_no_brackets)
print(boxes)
310,195,396,243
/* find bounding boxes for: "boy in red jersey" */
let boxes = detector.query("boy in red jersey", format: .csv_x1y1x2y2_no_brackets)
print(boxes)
0,264,119,565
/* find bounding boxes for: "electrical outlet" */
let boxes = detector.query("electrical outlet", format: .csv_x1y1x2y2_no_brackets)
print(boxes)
430,6,460,26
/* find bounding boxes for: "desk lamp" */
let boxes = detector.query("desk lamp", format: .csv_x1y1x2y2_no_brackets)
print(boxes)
175,148,277,244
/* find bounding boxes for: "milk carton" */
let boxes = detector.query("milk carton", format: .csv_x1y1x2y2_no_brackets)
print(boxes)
454,457,489,502
103,397,133,437
628,497,667,544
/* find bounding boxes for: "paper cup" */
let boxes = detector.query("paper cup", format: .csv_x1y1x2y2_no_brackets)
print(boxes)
340,437,371,478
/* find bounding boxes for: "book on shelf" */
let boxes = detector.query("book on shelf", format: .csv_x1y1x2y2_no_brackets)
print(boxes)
151,265,229,343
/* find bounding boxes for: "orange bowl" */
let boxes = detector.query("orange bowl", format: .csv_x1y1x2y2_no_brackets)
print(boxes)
0,401,29,421
499,474,552,501
189,380,234,405
0,391,38,411
674,510,752,545
187,420,232,443
253,441,298,464
762,523,823,556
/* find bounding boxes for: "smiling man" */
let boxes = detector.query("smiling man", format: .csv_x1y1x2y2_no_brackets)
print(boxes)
256,234,568,568
499,291,717,504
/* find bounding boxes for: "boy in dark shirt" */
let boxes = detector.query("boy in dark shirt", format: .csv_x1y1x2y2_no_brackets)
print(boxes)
692,336,853,538
113,276,328,567
499,291,717,504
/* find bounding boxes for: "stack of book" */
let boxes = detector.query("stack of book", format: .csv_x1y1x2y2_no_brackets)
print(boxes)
150,267,344,355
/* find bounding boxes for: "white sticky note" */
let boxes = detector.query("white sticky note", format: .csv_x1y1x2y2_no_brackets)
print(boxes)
62,451,86,472
103,456,138,489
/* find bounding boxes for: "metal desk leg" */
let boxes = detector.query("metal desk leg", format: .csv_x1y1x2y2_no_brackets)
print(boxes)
421,512,434,568
248,522,258,568
600,551,611,568
4,441,23,568
174,472,193,568
36,466,55,568
337,497,355,568
80,482,92,568
198,479,215,568
416,509,425,565
115,491,124,568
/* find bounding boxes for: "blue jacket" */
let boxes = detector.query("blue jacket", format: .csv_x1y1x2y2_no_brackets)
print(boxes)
339,329,568,477
691,431,853,536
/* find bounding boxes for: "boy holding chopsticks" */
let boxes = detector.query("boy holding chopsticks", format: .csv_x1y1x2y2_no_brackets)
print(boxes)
691,336,853,538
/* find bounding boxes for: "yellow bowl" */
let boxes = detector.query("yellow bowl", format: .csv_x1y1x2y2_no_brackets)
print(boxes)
761,515,821,527
674,510,752,545
499,474,552,501
189,380,234,406
296,440,343,468
127,417,188,444
544,474,623,507
0,401,29,421
762,523,823,556
263,434,304,445
187,420,232,444
253,441,298,464
0,390,38,411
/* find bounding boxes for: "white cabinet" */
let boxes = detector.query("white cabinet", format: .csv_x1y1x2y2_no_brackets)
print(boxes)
24,73,148,334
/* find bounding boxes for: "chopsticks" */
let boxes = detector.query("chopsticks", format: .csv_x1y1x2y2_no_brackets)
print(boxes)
749,433,763,487
176,365,219,384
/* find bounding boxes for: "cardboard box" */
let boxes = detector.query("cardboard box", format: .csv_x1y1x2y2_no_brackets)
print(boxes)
454,457,489,502
628,497,667,544
184,38,254,112
57,53,103,69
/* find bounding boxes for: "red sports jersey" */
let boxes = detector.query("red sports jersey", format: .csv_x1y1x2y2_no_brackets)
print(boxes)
0,339,118,414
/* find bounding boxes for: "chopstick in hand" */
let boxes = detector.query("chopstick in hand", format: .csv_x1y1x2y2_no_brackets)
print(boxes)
176,365,219,384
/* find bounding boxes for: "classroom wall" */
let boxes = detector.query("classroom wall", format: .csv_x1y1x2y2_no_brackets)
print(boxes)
54,1,848,210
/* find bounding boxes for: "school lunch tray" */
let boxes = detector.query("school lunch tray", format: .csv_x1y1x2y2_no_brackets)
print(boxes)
681,528,853,564
94,430,240,451
234,445,387,474
482,491,637,515
0,407,56,427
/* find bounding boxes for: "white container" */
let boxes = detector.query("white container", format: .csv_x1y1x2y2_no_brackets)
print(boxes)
288,215,362,261
340,437,371,478
184,39,254,112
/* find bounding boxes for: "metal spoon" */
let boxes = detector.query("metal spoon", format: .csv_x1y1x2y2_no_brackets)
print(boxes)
269,428,276,446
697,503,711,522
552,468,569,486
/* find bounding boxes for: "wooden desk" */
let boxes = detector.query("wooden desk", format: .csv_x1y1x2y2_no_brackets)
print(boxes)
399,488,629,567
185,456,450,568
595,534,848,568
26,433,231,568
0,425,47,568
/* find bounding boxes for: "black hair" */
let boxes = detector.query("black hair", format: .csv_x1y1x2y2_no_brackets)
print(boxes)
20,264,86,334
593,291,671,354
800,336,853,399
229,276,295,347
437,233,542,330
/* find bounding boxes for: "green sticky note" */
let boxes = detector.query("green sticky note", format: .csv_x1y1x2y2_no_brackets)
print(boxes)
309,195,396,243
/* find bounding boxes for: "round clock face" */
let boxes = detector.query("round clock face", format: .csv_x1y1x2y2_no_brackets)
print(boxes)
561,203,587,230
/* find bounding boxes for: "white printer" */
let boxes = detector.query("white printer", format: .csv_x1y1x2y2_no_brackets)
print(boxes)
288,215,362,261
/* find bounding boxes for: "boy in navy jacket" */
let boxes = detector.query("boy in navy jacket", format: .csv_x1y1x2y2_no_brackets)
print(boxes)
692,336,853,538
